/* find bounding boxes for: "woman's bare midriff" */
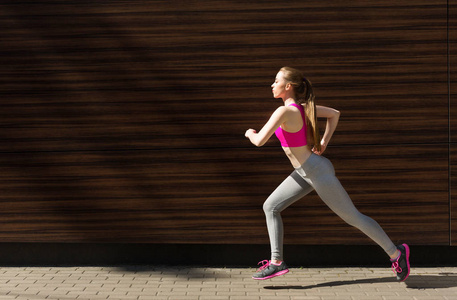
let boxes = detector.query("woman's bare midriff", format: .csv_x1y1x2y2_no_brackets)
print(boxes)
282,146,313,168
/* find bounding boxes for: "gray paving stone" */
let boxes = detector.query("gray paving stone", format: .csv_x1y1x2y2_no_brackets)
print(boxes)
0,266,454,299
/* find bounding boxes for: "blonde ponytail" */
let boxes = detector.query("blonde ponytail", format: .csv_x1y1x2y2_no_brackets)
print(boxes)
302,85,321,153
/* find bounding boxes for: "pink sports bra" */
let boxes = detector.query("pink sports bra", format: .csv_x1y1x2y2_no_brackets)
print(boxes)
274,103,308,147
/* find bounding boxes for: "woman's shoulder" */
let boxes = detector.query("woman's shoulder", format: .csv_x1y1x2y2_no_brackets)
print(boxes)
273,105,289,114
269,106,296,123
273,105,299,116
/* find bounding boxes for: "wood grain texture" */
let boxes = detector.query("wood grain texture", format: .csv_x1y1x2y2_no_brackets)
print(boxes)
0,0,451,245
0,145,448,244
0,0,448,152
452,0,457,140
450,0,457,245
451,146,457,246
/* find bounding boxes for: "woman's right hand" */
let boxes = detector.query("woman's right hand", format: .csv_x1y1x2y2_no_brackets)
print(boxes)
312,140,327,155
245,129,257,138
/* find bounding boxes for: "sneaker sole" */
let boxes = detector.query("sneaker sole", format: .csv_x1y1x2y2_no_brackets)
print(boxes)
252,269,289,280
400,243,410,282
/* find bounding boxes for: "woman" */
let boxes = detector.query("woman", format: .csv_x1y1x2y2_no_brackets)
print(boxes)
245,67,410,281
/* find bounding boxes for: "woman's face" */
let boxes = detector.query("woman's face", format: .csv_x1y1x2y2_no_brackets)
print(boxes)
271,71,287,99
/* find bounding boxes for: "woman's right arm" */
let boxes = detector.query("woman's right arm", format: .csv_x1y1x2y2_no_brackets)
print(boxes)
315,105,340,154
245,106,289,147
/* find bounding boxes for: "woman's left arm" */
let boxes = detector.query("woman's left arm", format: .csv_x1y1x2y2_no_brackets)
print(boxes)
315,105,340,154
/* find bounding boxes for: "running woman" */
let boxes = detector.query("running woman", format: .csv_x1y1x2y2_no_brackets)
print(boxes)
245,67,410,281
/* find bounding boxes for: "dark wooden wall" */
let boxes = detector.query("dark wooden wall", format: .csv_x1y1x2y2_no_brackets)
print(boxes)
0,0,453,246
451,0,457,246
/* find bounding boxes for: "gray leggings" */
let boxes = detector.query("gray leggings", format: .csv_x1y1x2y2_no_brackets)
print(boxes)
263,154,397,261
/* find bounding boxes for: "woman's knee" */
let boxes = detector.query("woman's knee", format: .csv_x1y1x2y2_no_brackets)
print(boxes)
263,199,279,215
263,200,273,214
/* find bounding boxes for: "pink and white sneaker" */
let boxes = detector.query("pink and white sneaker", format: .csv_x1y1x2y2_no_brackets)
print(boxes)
252,260,289,280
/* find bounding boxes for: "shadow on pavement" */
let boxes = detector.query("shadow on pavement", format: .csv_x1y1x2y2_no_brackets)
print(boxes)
264,273,457,290
117,265,232,279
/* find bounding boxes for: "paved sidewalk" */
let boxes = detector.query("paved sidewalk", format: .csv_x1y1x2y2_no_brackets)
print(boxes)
0,266,456,300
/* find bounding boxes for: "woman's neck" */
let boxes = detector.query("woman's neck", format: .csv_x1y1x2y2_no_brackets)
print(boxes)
283,97,297,106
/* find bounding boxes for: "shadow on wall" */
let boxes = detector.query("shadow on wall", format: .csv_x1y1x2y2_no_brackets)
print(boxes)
1,1,281,243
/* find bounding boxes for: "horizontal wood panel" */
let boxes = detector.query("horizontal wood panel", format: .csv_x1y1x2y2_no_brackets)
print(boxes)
285,145,449,246
451,0,457,140
0,0,451,247
451,145,457,245
0,145,448,244
450,0,457,245
0,0,448,152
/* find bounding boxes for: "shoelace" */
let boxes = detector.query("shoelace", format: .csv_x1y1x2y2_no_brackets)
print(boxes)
257,260,270,271
392,261,402,274
391,251,403,274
